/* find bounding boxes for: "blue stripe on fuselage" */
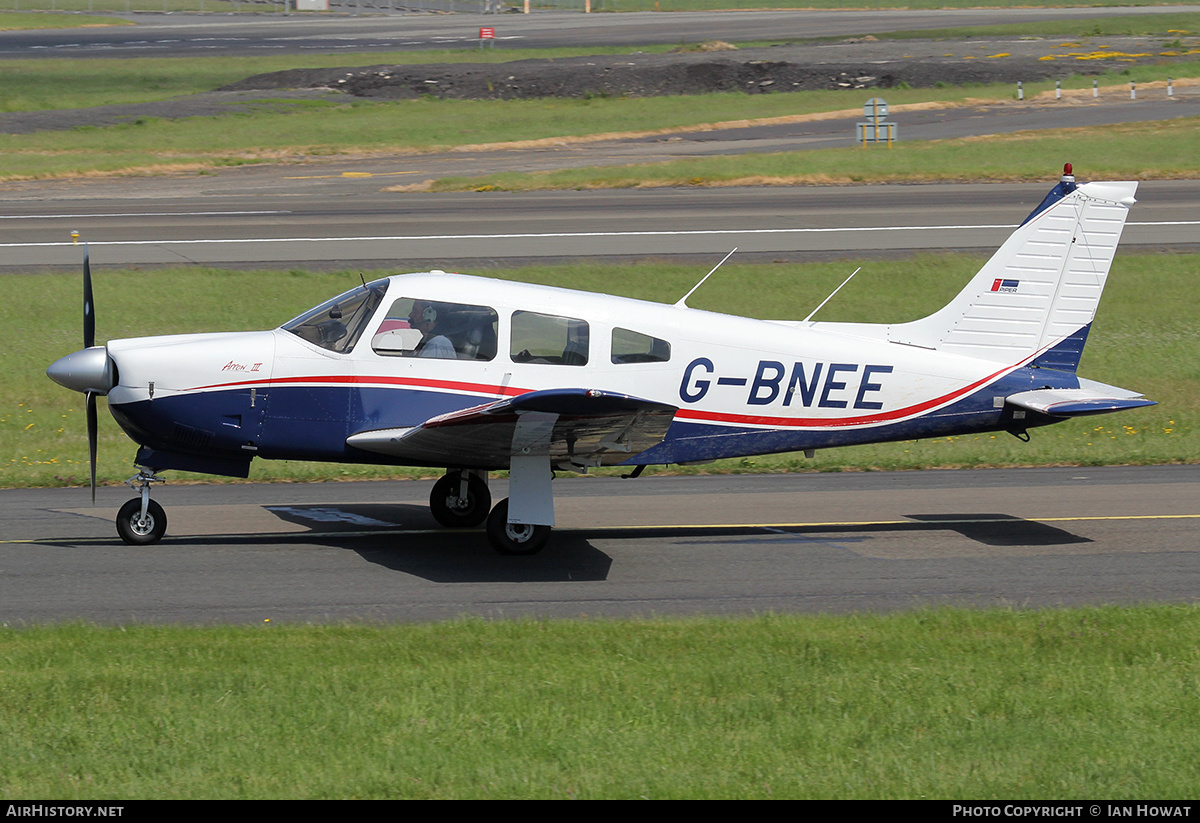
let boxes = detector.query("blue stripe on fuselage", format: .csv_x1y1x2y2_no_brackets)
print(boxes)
111,384,499,466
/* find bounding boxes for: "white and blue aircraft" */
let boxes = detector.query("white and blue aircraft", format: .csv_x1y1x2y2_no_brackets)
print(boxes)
47,166,1154,554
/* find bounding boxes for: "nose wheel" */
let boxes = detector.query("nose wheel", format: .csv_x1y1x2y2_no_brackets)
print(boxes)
116,467,167,546
116,498,167,545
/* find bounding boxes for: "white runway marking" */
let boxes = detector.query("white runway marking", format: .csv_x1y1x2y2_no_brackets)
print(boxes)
0,211,289,220
0,221,1193,249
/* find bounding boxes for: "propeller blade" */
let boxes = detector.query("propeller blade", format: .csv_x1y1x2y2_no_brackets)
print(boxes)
83,248,95,350
86,391,98,505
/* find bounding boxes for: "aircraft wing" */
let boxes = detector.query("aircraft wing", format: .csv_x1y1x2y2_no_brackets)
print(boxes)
346,388,678,469
1006,378,1156,418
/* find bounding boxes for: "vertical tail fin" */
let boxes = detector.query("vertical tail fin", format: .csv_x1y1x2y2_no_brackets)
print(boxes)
888,168,1137,370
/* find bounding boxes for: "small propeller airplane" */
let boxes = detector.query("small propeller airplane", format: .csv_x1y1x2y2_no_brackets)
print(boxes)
47,165,1154,554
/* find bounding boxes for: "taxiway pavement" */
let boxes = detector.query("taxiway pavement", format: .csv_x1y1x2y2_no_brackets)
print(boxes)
1,466,1196,624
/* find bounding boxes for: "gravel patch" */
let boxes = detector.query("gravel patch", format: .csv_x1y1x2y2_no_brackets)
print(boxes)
220,36,1182,100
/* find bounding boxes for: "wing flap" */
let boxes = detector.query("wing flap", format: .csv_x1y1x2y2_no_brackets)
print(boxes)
347,388,677,469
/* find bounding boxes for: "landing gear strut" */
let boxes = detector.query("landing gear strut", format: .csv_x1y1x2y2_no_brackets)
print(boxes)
116,467,167,545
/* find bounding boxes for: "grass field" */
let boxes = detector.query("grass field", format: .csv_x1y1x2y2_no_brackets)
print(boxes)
2,606,1198,798
0,1,274,13
567,0,1191,10
423,114,1200,192
0,11,132,29
9,252,1192,490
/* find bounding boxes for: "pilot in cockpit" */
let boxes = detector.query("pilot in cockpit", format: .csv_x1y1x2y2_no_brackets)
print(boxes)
409,301,456,359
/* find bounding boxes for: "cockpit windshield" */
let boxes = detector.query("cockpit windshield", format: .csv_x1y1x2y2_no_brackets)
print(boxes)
281,280,387,354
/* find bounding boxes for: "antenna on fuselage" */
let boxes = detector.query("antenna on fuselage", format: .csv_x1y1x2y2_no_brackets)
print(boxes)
675,248,737,309
803,267,862,323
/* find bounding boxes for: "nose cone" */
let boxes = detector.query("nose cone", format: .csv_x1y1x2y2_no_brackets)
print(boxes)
47,346,115,395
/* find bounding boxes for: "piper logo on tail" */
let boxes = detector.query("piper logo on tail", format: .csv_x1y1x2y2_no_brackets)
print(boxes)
991,278,1020,293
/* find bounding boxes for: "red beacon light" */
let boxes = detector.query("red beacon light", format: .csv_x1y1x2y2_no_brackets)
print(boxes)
1062,162,1075,182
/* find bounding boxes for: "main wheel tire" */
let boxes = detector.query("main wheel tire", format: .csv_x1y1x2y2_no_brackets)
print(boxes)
485,498,551,556
116,498,167,546
429,472,491,528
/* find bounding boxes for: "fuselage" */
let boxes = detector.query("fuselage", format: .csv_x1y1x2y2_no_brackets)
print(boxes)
99,271,1083,477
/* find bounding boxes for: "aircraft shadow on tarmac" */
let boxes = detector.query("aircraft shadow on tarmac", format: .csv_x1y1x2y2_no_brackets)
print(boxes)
642,514,1091,550
261,501,616,583
902,514,1092,547
134,504,1092,584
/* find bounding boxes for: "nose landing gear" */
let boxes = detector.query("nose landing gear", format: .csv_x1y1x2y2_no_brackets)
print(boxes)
116,467,167,546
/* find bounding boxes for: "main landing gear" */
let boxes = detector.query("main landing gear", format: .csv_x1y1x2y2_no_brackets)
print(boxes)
485,498,551,556
116,467,167,545
431,469,552,556
429,470,491,528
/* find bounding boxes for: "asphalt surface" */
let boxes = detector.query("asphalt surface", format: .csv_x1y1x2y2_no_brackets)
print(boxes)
2,179,1198,269
2,466,1197,624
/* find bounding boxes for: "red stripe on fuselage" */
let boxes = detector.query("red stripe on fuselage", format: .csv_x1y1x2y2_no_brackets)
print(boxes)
186,374,527,398
186,355,1028,432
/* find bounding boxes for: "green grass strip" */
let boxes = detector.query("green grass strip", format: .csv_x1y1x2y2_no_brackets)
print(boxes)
563,0,1179,10
2,606,1199,798
0,11,131,30
870,10,1200,40
425,113,1200,192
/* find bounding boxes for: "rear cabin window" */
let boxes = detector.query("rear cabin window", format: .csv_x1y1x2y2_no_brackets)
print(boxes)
371,298,498,361
611,328,671,364
510,311,589,366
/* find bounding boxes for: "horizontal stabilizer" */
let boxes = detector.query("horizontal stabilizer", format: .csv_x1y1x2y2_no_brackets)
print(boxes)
347,388,677,470
1006,379,1155,418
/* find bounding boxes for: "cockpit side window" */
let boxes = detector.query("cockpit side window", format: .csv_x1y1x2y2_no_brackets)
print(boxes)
611,328,671,364
510,311,588,366
282,281,386,354
371,298,498,361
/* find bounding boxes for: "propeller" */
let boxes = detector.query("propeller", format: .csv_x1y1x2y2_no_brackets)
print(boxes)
84,248,98,504
83,247,94,350
46,246,116,505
